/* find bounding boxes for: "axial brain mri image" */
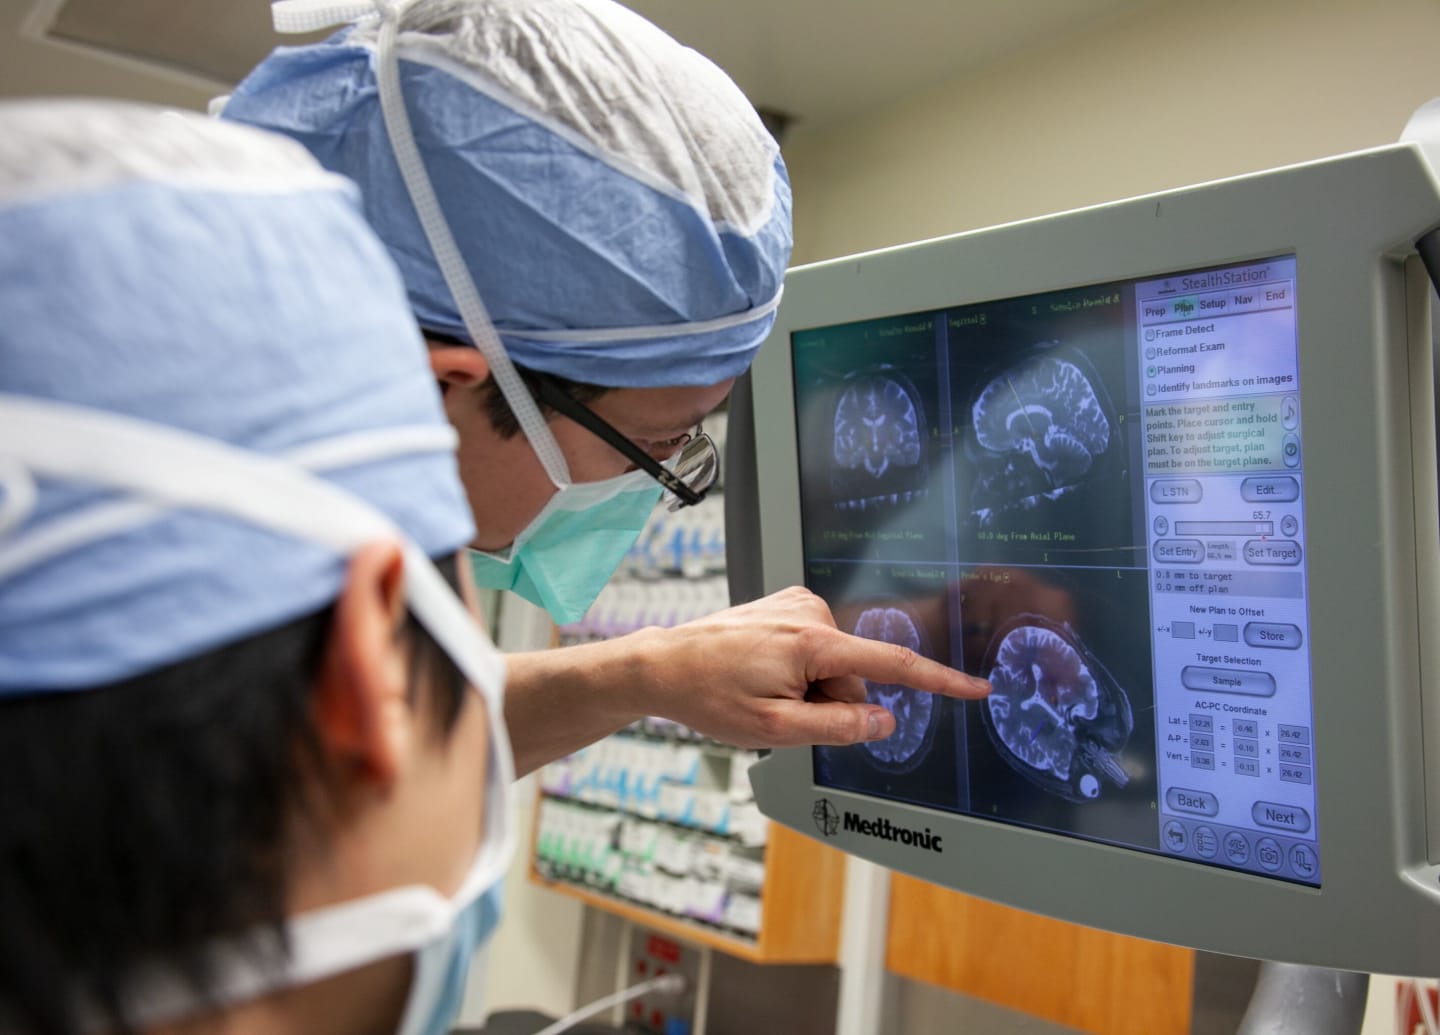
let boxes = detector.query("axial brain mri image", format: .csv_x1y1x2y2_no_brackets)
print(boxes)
968,348,1112,526
831,367,929,511
982,616,1132,802
853,605,938,770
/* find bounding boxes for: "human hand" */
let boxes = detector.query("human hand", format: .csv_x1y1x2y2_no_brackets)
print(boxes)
634,586,989,749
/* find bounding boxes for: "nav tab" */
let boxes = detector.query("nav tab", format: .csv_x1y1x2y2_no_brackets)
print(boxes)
1181,666,1278,697
1240,476,1299,503
1253,801,1312,833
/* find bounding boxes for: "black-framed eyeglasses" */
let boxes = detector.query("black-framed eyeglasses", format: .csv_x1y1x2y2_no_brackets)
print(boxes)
529,372,719,510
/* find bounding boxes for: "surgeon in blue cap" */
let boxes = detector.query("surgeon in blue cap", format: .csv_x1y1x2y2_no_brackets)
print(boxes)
0,99,513,1035
223,0,989,774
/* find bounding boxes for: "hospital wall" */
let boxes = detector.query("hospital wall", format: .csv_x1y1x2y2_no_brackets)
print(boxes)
783,0,1440,268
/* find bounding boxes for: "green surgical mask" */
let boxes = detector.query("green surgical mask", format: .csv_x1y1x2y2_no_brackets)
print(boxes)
469,468,660,624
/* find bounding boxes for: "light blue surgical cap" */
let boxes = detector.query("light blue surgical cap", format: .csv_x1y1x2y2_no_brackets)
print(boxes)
0,100,475,695
221,0,792,389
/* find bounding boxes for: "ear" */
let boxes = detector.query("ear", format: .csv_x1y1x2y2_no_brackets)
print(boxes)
428,342,491,390
312,540,413,787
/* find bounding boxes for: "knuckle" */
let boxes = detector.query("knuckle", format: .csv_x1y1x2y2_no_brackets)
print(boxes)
891,644,920,671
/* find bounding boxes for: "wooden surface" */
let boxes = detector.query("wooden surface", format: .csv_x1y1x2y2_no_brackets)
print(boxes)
752,821,847,963
886,873,1194,1035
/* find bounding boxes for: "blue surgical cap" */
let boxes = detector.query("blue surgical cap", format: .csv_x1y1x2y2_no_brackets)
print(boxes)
221,0,792,389
0,100,475,694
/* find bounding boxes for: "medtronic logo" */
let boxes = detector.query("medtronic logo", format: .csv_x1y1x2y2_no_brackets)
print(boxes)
842,810,944,853
812,798,840,837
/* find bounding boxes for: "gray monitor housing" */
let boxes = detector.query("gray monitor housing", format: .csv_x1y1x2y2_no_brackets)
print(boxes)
740,138,1440,976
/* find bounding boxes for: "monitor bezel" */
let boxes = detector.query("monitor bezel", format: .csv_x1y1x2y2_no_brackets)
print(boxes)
746,140,1440,975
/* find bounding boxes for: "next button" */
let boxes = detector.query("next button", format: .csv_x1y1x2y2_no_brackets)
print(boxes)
1252,801,1312,834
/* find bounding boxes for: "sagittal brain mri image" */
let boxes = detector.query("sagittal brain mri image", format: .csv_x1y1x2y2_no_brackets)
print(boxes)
981,615,1133,802
853,604,938,771
967,347,1113,527
831,366,929,511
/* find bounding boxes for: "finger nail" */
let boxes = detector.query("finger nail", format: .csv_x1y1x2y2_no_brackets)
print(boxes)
867,711,883,739
973,678,992,694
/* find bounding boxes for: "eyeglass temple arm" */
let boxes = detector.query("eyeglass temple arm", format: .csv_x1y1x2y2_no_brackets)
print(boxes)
528,374,705,506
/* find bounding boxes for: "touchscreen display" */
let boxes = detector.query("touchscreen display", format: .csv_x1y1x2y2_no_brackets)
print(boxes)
795,255,1320,885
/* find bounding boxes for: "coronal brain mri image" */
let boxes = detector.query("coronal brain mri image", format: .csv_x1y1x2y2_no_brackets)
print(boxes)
853,604,937,771
966,346,1113,526
981,615,1133,803
830,366,929,511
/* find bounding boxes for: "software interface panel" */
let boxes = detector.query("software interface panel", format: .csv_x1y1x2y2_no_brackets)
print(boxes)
793,255,1319,885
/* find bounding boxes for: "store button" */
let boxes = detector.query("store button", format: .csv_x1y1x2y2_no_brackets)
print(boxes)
1252,801,1312,834
1151,479,1203,504
1181,666,1277,697
1244,622,1304,649
1241,476,1300,503
1166,787,1219,816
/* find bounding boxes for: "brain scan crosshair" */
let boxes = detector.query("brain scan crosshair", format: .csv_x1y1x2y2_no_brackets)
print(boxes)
852,604,938,771
830,366,929,511
966,346,1114,527
980,615,1132,802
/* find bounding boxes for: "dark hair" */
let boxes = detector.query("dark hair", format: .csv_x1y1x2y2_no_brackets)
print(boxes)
421,329,609,439
0,555,468,1035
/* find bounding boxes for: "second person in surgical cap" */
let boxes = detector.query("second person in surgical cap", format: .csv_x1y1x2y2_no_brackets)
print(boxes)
224,0,989,773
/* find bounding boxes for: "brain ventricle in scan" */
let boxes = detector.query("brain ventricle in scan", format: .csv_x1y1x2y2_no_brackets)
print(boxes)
853,605,937,770
967,348,1113,525
830,367,929,511
981,616,1132,802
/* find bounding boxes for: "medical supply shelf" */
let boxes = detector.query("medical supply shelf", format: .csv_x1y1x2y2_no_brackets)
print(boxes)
530,798,845,964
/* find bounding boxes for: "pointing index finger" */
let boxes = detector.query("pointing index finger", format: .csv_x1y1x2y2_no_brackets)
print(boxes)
811,628,990,699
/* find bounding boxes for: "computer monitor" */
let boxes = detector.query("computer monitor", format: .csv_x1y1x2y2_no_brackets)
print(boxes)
741,139,1440,976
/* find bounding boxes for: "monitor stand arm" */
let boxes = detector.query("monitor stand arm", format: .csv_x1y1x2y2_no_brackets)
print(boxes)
1235,962,1369,1035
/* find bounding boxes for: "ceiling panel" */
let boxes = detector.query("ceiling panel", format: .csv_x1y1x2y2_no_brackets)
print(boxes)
37,0,1162,129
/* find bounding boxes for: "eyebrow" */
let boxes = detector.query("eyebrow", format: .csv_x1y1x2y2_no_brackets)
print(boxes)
626,410,711,437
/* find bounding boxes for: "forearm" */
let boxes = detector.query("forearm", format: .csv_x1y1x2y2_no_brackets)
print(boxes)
503,629,662,777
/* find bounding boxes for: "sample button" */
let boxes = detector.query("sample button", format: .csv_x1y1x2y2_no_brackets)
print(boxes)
1154,539,1205,564
1244,540,1303,566
1151,479,1203,504
1181,666,1277,697
1166,787,1219,816
1244,622,1304,649
1253,801,1312,834
1241,476,1300,503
